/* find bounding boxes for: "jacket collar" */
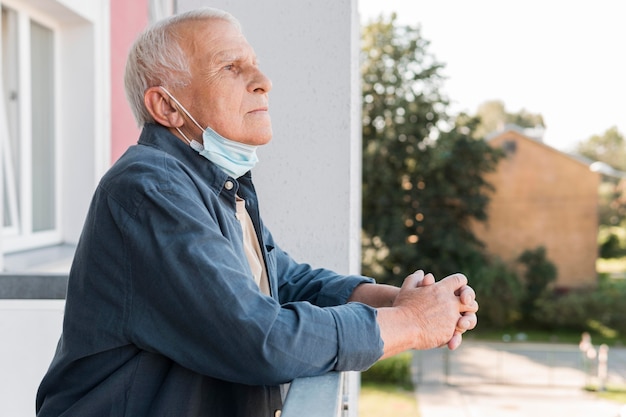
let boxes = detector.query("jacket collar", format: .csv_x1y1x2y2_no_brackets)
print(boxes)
137,123,253,196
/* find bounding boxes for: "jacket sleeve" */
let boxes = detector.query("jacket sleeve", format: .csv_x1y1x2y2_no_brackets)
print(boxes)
262,229,376,307
115,184,383,386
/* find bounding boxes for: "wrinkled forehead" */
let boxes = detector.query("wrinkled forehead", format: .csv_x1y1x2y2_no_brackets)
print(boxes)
177,18,254,63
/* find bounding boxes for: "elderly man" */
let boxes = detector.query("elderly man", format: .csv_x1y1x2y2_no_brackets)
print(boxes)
36,7,477,417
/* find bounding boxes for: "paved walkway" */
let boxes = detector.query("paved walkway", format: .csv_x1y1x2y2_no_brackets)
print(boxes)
414,341,626,417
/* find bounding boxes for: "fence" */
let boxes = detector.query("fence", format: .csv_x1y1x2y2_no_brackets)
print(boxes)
413,341,626,389
282,372,356,417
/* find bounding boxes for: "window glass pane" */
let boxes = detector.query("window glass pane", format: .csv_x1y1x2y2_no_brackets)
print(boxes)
1,6,20,232
30,19,55,232
3,175,12,228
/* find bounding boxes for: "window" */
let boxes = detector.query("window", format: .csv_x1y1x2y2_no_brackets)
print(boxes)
1,4,60,252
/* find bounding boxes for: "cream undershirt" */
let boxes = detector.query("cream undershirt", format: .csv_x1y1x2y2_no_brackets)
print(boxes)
236,197,290,402
235,197,270,296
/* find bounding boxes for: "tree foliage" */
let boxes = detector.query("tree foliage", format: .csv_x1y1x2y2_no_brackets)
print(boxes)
517,247,557,323
361,15,504,285
576,126,626,172
471,100,545,140
576,127,626,229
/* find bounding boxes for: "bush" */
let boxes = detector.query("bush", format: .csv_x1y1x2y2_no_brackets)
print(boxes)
593,278,626,334
533,279,626,337
600,233,625,259
517,247,557,322
361,352,413,389
468,257,523,329
532,289,593,332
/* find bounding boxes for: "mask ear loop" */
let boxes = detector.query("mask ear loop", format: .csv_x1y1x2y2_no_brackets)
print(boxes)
159,86,205,151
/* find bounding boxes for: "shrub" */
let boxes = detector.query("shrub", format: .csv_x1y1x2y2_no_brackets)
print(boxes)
468,257,523,329
532,289,593,332
600,233,625,259
533,279,626,338
517,247,557,322
361,352,413,389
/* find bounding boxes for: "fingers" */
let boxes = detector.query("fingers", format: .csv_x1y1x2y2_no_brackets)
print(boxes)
460,298,479,314
447,332,463,350
421,272,435,286
452,277,478,314
458,285,476,305
440,273,468,291
446,312,478,350
401,270,436,289
400,270,425,290
397,270,478,351
458,312,477,331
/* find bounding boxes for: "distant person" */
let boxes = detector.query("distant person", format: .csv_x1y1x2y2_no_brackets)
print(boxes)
36,7,478,417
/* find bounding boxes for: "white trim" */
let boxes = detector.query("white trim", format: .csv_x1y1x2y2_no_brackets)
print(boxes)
52,12,63,242
17,10,32,238
94,0,111,180
4,231,62,253
0,299,65,310
2,0,61,30
0,86,18,237
0,11,4,268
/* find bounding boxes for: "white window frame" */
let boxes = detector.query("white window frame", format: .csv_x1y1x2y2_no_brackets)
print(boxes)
1,1,62,253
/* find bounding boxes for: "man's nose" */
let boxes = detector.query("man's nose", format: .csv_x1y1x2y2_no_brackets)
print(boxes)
250,69,272,94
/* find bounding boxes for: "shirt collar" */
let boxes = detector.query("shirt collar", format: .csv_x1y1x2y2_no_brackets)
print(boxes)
138,123,245,196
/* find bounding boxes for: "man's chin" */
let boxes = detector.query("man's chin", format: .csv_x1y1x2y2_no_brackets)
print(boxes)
249,130,273,146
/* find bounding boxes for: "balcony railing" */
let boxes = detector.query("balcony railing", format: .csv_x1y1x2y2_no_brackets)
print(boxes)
2,274,357,417
282,372,353,417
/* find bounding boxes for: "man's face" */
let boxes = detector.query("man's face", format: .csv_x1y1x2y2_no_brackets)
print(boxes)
174,19,272,146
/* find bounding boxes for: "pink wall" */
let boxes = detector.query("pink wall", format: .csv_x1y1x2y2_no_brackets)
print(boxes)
110,0,149,164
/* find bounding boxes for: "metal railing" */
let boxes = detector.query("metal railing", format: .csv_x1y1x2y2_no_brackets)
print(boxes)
413,341,626,389
282,372,358,417
1,273,355,417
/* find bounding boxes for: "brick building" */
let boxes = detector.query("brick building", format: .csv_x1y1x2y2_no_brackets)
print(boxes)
471,127,601,288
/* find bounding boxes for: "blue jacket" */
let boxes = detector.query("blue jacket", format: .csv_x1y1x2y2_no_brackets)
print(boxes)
36,123,383,417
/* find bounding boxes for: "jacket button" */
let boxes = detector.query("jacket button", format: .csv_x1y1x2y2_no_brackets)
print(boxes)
224,181,234,190
274,411,282,417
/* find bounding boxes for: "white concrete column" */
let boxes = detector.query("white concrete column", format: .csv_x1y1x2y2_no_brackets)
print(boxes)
0,300,64,417
177,0,362,275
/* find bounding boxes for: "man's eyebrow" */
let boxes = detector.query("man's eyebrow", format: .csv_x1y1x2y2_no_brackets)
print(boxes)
213,50,258,64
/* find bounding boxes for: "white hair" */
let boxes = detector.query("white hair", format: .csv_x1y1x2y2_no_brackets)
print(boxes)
124,7,241,126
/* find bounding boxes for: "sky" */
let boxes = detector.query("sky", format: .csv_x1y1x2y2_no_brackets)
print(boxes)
358,0,626,152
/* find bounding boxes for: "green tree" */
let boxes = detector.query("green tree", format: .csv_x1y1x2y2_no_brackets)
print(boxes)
576,126,626,171
361,15,504,285
517,247,557,323
467,256,523,329
471,100,545,140
577,127,626,228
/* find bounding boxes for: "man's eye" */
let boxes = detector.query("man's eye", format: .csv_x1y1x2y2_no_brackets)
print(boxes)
223,64,235,71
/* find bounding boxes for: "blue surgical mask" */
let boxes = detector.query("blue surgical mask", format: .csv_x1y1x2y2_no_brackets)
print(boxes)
159,87,259,178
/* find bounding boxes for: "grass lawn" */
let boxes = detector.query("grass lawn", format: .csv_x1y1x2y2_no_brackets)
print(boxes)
468,326,626,346
597,256,626,278
586,385,626,403
359,383,419,417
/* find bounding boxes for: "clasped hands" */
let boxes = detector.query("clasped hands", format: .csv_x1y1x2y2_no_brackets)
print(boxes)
394,270,478,351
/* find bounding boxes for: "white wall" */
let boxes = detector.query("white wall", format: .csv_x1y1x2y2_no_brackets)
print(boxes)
178,0,363,275
59,0,111,243
0,300,64,417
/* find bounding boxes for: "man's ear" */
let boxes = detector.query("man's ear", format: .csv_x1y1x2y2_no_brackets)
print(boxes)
144,87,184,128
